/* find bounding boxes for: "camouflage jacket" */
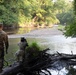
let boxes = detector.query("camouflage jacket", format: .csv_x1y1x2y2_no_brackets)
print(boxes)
0,30,9,49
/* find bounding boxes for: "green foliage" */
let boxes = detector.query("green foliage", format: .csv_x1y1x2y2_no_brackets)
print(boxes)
0,0,60,27
0,0,32,26
74,0,76,15
0,0,74,28
63,0,76,37
26,42,41,52
0,0,18,26
57,9,75,24
54,0,67,13
26,42,42,57
30,0,59,25
56,0,74,25
57,25,65,31
64,20,76,37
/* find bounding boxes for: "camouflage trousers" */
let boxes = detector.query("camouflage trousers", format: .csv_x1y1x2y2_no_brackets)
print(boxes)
0,48,4,70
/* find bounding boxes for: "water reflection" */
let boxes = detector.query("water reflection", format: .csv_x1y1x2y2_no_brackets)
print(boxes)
15,27,36,34
5,27,37,35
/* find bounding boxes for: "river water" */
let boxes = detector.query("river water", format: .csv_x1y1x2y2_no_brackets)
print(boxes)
5,27,76,75
8,27,76,54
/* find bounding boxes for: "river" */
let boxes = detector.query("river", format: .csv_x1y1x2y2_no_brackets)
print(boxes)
5,26,76,75
8,26,76,54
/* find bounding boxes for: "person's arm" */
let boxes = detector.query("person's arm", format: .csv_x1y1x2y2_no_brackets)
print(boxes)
4,34,9,54
5,40,9,54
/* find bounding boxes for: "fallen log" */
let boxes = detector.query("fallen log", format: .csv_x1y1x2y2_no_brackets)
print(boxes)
1,48,76,75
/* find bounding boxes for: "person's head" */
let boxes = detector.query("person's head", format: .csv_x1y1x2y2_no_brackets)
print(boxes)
0,23,3,30
21,37,26,42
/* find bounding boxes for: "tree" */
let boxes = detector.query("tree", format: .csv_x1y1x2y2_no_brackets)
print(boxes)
0,0,74,28
57,9,75,25
64,0,76,37
0,0,32,27
54,0,74,25
0,0,18,26
30,0,59,26
0,0,60,27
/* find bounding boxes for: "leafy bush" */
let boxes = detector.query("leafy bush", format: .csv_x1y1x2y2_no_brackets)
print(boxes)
26,42,42,57
64,21,76,37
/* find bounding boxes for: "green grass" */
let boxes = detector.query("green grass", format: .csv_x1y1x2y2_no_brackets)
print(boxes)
57,25,65,31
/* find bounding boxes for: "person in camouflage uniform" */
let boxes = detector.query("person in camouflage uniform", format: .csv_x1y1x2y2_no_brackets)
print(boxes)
0,23,9,73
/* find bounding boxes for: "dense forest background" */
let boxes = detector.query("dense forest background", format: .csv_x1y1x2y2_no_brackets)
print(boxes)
0,0,76,37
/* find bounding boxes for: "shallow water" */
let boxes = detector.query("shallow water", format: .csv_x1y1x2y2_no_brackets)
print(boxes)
39,35,76,54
